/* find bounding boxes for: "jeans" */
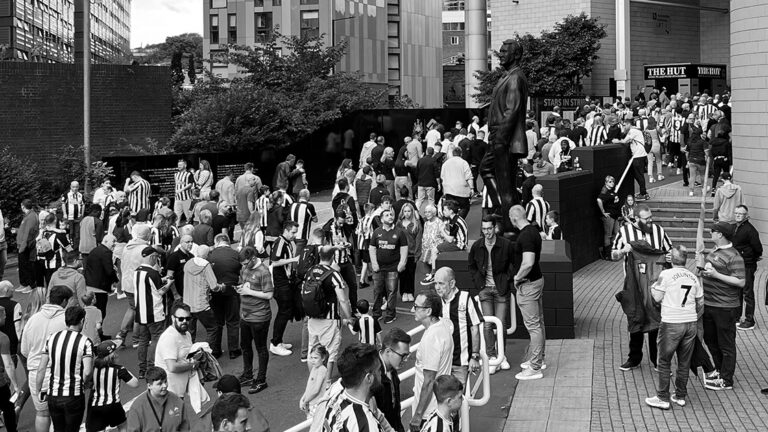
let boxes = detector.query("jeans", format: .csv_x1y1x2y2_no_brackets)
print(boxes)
191,308,218,345
372,271,399,321
241,319,270,383
271,281,295,346
711,158,730,192
601,216,620,248
702,306,739,386
647,150,663,179
678,151,689,184
49,394,85,432
398,257,416,296
67,221,80,251
136,321,165,375
479,285,508,358
632,157,648,195
740,264,757,324
656,321,697,401
416,186,435,212
517,277,545,369
174,199,193,224
688,163,705,191
210,294,240,354
0,246,6,280
0,384,16,432
628,329,658,366
338,261,358,309
18,248,37,287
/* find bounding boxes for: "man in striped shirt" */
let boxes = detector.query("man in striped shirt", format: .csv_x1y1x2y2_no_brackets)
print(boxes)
526,184,550,234
135,246,173,379
323,209,358,307
61,181,84,248
432,267,483,387
306,248,353,382
35,305,94,432
174,159,195,225
324,343,386,432
124,171,151,215
289,189,318,257
421,375,464,432
611,204,672,371
269,221,300,356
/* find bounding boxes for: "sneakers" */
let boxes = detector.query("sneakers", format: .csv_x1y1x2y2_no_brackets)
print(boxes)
676,168,682,175
670,394,686,407
635,194,650,201
384,316,397,324
702,370,720,386
279,343,293,350
619,361,639,371
248,381,268,394
488,357,498,375
421,274,435,285
381,300,388,311
649,177,655,184
644,396,671,410
689,191,694,197
520,360,547,370
300,357,308,363
657,174,664,181
515,368,543,380
238,374,254,386
270,343,292,356
500,358,511,370
401,293,414,302
737,320,756,331
705,378,733,391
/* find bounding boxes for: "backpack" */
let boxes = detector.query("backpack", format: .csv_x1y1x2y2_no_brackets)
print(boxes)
642,130,653,153
295,244,320,282
36,231,54,257
301,265,335,318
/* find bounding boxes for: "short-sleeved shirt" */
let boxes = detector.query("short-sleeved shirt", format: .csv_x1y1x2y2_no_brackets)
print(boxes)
155,326,193,396
271,235,295,282
235,186,255,222
45,329,94,396
92,364,134,406
702,244,746,308
371,226,408,272
240,261,273,323
414,319,453,419
166,249,194,296
598,188,621,218
513,225,542,282
655,267,703,323
625,128,648,158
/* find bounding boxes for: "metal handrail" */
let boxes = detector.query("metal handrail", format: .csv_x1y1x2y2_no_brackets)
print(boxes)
285,313,506,432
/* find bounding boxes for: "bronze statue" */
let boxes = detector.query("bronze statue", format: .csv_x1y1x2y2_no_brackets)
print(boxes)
480,39,529,232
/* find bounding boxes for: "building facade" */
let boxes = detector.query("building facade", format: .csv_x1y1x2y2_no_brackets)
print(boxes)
203,0,443,108
0,0,130,63
490,0,729,98
441,0,491,66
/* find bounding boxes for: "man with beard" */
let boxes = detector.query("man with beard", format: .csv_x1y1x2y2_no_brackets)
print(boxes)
611,204,672,371
127,367,192,431
156,302,198,397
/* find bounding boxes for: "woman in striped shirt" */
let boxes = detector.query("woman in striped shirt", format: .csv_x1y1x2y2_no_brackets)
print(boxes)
587,115,608,146
240,210,266,255
194,159,214,200
356,203,376,288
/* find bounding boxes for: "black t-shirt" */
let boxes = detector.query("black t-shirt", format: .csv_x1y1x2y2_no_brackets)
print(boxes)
370,145,385,166
598,188,621,218
212,214,229,236
568,127,588,146
371,226,408,272
369,185,389,207
209,246,243,293
469,139,487,166
166,249,194,295
381,158,396,181
513,224,542,282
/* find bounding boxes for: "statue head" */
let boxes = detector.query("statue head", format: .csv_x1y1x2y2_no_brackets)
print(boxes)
499,39,523,69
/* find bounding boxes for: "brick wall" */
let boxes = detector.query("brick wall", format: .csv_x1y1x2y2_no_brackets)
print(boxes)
730,0,768,252
0,62,172,170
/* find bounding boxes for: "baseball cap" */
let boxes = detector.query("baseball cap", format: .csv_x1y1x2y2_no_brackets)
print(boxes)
711,222,734,239
95,340,119,358
214,375,241,394
141,246,165,257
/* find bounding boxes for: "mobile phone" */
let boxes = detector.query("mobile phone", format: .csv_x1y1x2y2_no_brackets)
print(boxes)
40,391,47,402
696,266,705,271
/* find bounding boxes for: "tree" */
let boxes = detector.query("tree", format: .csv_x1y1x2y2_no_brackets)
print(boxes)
474,13,606,103
170,52,184,86
169,31,387,153
137,33,203,66
187,53,197,84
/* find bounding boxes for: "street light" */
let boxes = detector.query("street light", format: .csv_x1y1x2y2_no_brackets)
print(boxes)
83,0,103,194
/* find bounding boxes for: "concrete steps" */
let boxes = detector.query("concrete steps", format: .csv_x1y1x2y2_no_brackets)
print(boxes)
646,196,714,252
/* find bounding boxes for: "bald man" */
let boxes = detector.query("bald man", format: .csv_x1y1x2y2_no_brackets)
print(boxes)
432,267,483,386
84,234,119,319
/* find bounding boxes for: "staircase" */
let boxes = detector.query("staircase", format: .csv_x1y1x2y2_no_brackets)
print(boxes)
647,195,715,251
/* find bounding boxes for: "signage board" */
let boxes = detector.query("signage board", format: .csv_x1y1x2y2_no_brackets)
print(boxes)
644,64,726,80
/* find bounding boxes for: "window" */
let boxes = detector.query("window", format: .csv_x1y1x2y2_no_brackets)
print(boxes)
388,54,400,81
210,15,219,44
255,12,272,43
450,36,459,45
273,0,282,5
210,0,227,8
255,0,264,6
442,22,465,31
387,5,399,16
228,14,237,43
300,11,319,39
387,22,399,48
300,0,318,4
443,0,465,11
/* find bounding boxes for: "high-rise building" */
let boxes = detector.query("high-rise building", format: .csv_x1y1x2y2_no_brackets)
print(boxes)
442,0,491,66
203,0,443,108
0,0,130,63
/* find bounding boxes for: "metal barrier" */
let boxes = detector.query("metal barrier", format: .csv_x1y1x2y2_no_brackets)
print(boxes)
284,313,507,432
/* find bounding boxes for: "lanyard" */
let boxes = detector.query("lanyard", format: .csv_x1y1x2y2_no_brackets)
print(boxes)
147,393,165,428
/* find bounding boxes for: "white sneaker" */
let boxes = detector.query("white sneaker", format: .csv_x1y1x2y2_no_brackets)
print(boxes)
520,360,547,370
279,343,293,350
489,364,498,375
645,396,670,410
270,343,292,356
649,178,655,184
670,394,686,407
381,300,388,310
689,191,694,196
657,175,664,181
515,368,543,380
500,358,511,370
676,168,682,175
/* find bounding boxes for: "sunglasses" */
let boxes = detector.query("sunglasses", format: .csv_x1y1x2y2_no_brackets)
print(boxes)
413,304,430,310
174,316,192,322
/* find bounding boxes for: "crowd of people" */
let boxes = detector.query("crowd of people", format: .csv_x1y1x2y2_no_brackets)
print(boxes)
0,86,758,431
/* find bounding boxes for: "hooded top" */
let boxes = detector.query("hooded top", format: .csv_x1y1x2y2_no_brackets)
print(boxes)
120,238,149,294
48,267,87,307
714,182,743,223
20,304,67,374
183,258,218,313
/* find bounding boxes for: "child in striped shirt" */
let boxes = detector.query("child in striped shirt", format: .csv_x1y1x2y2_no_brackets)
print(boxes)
421,375,464,432
356,203,376,288
351,300,381,346
86,340,139,432
620,194,636,224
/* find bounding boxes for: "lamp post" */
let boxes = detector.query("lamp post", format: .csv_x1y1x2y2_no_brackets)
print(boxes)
83,0,93,194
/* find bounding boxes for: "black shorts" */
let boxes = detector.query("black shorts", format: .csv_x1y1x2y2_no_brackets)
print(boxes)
360,249,370,263
86,402,127,431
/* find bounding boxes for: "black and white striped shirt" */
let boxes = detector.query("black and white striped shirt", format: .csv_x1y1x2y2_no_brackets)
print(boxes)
353,314,381,345
526,197,550,233
289,201,317,241
62,191,84,221
91,364,134,406
313,265,346,320
421,410,454,432
446,215,468,250
670,114,684,143
256,195,270,227
127,178,151,214
270,236,295,281
587,125,607,146
174,171,194,201
283,193,295,207
612,222,672,253
329,222,352,264
442,290,483,366
330,392,384,432
38,229,70,270
134,265,166,324
45,329,93,397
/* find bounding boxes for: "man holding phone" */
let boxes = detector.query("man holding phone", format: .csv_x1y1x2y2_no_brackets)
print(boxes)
134,246,174,379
